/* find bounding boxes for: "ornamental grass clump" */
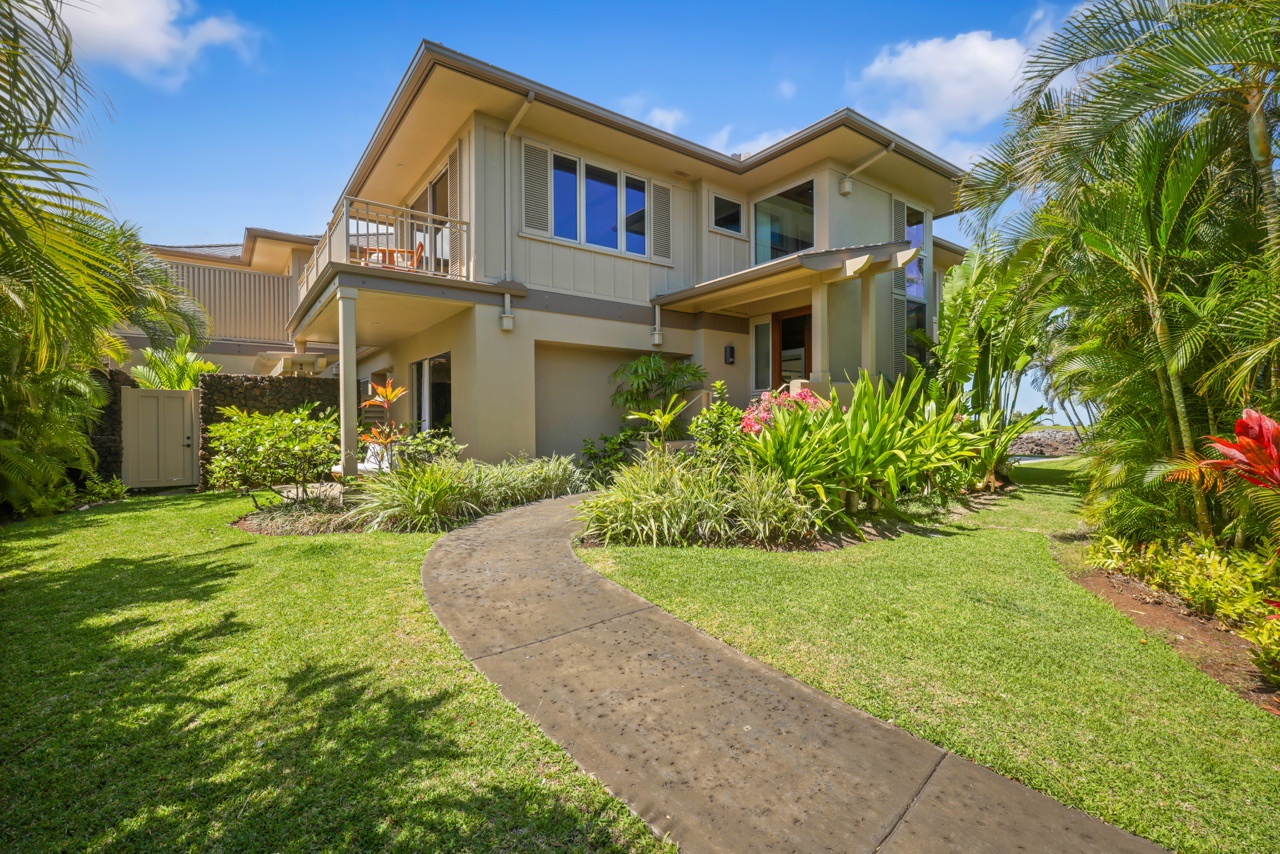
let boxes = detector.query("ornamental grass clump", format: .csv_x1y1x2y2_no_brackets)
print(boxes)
576,450,828,548
344,455,584,533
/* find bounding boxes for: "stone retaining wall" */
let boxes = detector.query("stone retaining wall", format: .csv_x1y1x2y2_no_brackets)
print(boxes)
90,369,136,481
197,373,339,487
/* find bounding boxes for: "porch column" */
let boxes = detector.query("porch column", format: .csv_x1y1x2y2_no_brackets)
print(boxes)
809,281,831,384
860,274,877,378
337,285,359,478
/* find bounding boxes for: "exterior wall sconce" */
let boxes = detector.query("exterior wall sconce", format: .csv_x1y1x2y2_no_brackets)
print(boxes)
499,293,515,331
724,344,735,364
838,176,855,196
651,304,663,347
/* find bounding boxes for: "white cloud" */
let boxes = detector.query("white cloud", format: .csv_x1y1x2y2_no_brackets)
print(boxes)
706,124,798,157
844,6,1063,168
64,0,254,90
777,79,797,99
646,107,688,133
618,92,688,134
849,30,1025,163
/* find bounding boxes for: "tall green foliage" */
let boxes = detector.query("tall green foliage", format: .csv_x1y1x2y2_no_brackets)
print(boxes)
0,1,208,514
958,0,1280,546
130,333,221,390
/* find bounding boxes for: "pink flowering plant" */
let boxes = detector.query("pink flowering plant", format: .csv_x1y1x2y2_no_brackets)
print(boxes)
741,387,829,435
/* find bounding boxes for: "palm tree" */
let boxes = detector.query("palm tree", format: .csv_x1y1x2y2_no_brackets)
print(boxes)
1013,111,1254,535
130,334,221,390
0,0,211,513
964,0,1280,251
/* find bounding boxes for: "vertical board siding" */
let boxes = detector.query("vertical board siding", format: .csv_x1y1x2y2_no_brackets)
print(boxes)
167,261,292,343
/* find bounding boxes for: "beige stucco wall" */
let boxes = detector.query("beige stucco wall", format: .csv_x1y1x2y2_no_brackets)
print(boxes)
533,343,634,457
372,301,696,462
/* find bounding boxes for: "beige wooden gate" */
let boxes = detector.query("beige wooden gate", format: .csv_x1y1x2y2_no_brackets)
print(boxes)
121,388,198,488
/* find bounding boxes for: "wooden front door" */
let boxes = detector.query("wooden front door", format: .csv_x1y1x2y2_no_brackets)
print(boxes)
772,308,812,388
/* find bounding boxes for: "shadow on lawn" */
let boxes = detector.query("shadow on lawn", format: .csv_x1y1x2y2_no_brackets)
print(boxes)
1,508,642,852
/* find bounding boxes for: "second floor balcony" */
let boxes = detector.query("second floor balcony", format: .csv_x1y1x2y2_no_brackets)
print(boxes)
299,197,470,300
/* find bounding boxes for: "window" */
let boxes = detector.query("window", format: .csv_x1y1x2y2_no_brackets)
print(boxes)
753,321,770,390
624,176,646,254
906,300,928,366
905,206,926,300
754,180,814,264
413,351,453,432
584,164,619,248
553,155,578,240
540,150,653,256
712,195,743,234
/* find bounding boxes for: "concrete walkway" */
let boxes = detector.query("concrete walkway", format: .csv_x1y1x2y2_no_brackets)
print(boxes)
421,497,1166,853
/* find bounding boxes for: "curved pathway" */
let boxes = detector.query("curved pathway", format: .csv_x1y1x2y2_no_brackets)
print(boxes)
421,496,1165,853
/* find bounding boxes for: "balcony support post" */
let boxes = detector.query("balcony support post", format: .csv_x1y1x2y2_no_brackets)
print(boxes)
860,273,877,380
337,285,359,478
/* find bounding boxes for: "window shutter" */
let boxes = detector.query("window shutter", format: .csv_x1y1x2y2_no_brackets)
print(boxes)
651,183,672,260
892,199,907,293
448,145,462,277
522,142,550,234
893,291,908,379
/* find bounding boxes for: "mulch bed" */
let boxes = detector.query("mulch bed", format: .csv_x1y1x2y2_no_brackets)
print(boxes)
1075,569,1279,714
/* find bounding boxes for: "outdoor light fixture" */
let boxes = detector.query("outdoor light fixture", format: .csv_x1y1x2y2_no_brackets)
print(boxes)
724,345,735,365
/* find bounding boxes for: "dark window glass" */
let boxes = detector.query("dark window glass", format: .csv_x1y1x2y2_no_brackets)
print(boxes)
428,351,452,432
753,322,770,389
906,300,928,366
624,176,646,255
778,314,809,383
905,207,926,300
713,196,742,233
584,164,619,249
754,181,814,264
553,155,578,240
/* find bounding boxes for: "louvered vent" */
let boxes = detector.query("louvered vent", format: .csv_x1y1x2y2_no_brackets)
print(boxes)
522,142,550,234
893,292,908,379
652,183,672,259
448,146,462,277
892,198,907,293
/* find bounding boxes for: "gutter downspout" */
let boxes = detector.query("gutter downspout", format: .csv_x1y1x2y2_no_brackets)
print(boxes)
503,92,536,282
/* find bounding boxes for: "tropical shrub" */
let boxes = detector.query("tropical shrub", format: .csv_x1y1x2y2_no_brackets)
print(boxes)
79,474,127,504
689,381,745,460
580,426,645,485
394,428,465,466
206,404,339,498
344,455,584,533
130,333,220,389
1241,603,1280,686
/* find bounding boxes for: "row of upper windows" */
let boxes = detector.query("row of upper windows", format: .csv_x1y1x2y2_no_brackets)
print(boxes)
520,142,928,279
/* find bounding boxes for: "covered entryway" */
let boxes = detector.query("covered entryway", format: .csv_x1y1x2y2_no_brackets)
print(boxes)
121,388,198,488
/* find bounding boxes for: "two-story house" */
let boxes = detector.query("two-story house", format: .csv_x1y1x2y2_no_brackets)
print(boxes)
176,41,966,474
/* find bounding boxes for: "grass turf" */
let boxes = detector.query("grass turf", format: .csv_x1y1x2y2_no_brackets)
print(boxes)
581,460,1280,854
0,492,669,853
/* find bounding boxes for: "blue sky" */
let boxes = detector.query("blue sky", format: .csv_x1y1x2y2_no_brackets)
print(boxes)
67,0,1057,249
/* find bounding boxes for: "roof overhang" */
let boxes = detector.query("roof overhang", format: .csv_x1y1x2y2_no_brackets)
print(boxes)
932,235,968,270
289,264,528,348
655,242,914,313
344,41,964,215
150,228,319,275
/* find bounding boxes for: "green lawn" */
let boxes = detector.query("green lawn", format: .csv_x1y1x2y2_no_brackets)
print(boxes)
582,461,1280,854
0,493,669,853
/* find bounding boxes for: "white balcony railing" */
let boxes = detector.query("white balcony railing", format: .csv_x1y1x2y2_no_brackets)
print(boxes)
298,197,469,300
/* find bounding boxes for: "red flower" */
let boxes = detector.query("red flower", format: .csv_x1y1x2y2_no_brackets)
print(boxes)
1201,409,1280,489
1264,598,1280,621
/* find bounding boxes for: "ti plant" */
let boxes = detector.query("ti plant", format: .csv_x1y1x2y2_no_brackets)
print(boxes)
360,378,409,471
